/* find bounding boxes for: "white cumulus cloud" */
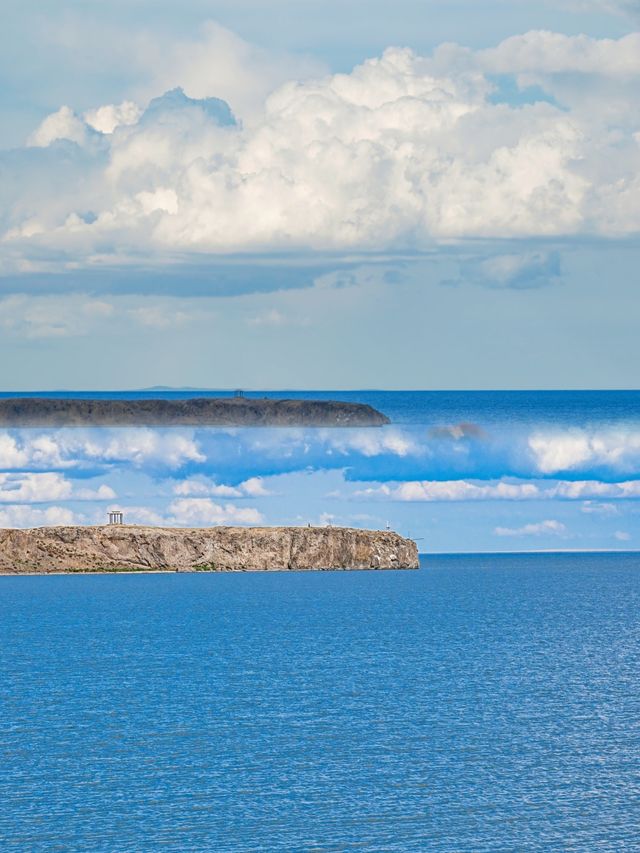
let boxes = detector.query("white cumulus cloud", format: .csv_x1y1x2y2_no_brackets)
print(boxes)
0,505,78,529
478,30,640,76
529,429,640,474
0,473,116,503
0,472,72,503
173,476,272,498
352,477,640,502
0,433,71,470
5,29,640,271
84,101,142,134
0,429,204,471
27,106,94,148
495,519,567,536
330,430,417,458
168,497,263,526
356,479,540,501
81,430,205,468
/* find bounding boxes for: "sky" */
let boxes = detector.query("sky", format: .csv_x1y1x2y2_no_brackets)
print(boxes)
0,0,639,389
2,398,640,550
1,2,639,550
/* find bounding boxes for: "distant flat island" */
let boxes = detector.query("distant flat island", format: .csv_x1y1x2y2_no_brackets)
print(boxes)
0,525,419,574
0,397,389,427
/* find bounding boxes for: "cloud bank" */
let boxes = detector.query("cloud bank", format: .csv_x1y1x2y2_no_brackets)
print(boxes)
0,472,115,503
2,28,640,274
3,421,640,483
353,477,640,502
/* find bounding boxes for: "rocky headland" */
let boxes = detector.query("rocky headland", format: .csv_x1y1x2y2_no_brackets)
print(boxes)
0,525,420,574
0,397,389,427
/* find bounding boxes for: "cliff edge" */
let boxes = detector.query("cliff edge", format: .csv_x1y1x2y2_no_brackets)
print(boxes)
0,525,420,574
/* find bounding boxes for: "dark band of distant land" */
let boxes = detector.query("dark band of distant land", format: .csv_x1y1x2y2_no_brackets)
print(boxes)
0,397,390,427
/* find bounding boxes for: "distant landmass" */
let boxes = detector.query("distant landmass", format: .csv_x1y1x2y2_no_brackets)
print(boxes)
0,397,389,427
0,525,419,573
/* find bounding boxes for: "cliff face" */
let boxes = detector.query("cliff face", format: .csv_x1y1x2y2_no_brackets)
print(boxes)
0,525,420,574
0,398,389,427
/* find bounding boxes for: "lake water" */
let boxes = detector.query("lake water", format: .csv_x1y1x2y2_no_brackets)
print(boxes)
2,552,639,852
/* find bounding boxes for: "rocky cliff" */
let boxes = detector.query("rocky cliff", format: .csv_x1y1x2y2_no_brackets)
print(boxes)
0,397,389,427
0,525,420,574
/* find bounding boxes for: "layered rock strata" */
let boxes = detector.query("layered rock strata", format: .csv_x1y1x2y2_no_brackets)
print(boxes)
0,525,420,574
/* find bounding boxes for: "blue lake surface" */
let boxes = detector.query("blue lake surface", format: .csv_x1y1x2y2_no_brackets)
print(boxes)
2,553,639,852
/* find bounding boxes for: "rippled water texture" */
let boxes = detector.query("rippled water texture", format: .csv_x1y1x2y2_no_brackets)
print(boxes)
2,553,639,851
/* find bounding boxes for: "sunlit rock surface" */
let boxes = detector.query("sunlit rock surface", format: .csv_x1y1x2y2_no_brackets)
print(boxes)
0,525,419,573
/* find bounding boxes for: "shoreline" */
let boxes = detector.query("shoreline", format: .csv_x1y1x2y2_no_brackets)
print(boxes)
0,566,416,576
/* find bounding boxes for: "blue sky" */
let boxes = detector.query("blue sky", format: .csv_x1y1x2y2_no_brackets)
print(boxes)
1,411,639,550
1,1,640,550
0,0,639,389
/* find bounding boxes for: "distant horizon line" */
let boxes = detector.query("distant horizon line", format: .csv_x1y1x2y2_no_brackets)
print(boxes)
1,388,639,395
422,549,640,557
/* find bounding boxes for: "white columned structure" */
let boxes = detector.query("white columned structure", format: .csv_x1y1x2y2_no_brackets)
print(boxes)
108,511,124,525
